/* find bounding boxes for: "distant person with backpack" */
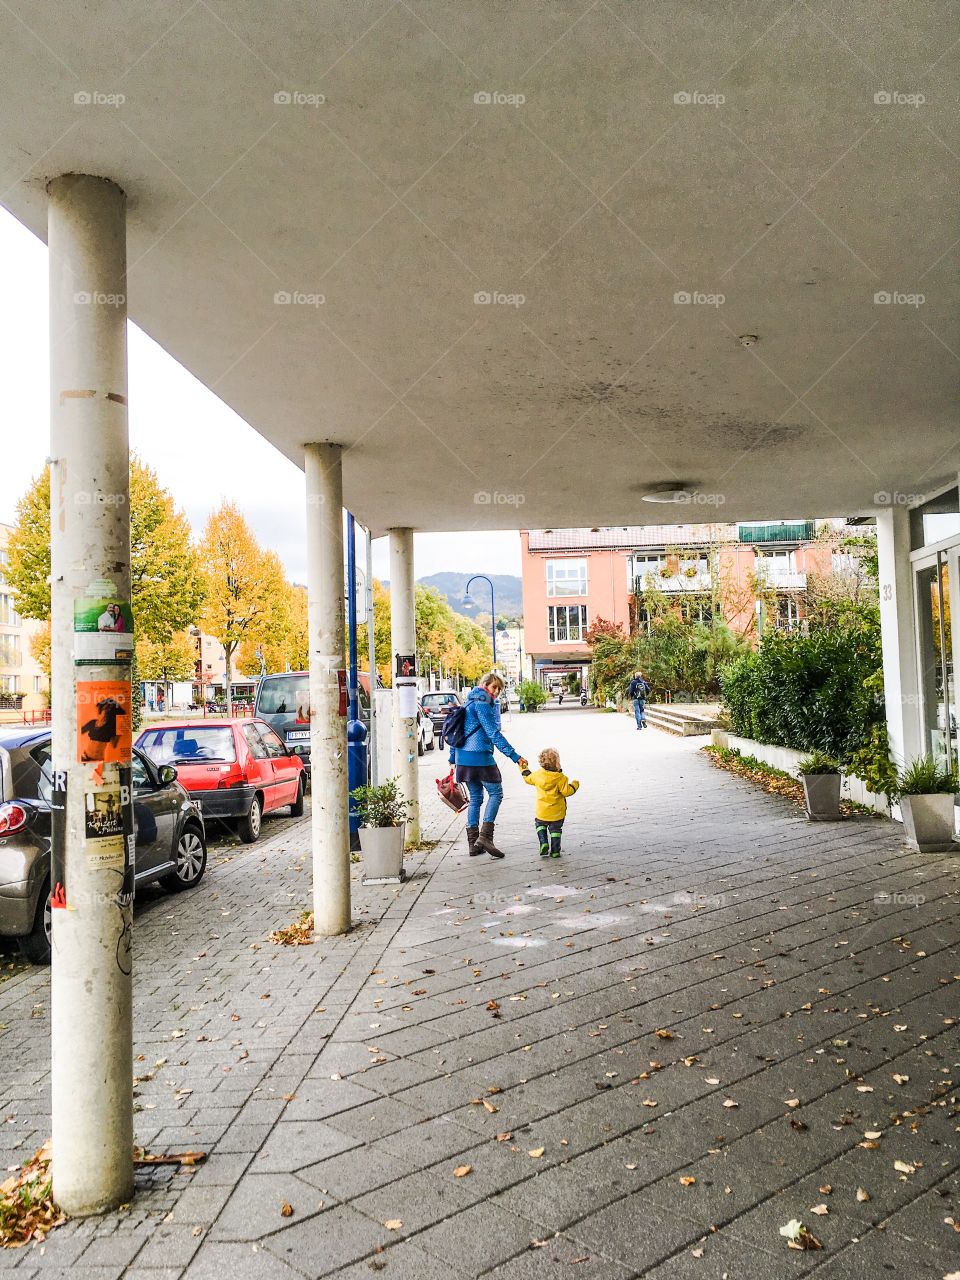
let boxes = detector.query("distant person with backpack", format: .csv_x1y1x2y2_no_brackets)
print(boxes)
445,672,528,858
627,670,650,730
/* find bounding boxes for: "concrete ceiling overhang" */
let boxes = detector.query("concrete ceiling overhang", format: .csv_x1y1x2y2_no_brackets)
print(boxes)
1,1,957,534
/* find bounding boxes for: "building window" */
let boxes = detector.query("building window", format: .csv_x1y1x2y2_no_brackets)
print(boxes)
548,604,588,643
0,634,22,667
33,675,42,693
0,594,18,626
0,675,20,694
774,595,802,630
631,554,664,588
546,559,587,597
679,596,713,624
757,549,793,572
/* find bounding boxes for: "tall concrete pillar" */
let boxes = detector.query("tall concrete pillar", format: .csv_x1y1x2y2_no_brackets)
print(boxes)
305,444,350,935
876,506,922,770
48,174,134,1215
389,529,420,845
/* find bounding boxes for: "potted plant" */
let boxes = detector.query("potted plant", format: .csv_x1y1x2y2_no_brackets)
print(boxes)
518,680,547,713
798,750,842,821
349,777,409,881
896,757,959,853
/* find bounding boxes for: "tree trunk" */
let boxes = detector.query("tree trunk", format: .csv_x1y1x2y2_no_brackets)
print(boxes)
224,641,234,716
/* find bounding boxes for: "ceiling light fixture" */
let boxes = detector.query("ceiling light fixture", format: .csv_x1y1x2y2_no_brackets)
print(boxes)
639,482,701,504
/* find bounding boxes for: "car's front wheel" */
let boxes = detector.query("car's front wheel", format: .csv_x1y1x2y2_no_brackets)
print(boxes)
418,734,425,757
239,795,262,843
161,825,207,891
19,878,52,964
290,777,305,817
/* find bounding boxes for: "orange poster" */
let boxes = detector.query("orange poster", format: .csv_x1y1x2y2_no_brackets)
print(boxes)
77,680,132,764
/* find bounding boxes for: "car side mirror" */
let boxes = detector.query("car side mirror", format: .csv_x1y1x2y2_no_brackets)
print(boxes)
158,764,178,786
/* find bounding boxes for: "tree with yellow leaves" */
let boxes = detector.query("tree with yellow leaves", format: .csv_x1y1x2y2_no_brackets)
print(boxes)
198,504,288,714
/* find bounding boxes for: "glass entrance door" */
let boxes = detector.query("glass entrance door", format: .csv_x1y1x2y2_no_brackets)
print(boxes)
914,549,956,769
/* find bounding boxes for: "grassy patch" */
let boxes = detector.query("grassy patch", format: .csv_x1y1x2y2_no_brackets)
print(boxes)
0,1143,64,1249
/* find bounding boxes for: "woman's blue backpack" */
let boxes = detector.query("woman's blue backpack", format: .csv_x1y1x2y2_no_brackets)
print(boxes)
442,702,470,747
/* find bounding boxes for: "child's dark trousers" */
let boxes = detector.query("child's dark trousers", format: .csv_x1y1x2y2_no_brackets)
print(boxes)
535,819,564,857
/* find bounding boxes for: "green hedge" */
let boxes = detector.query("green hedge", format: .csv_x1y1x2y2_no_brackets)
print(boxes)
719,625,883,761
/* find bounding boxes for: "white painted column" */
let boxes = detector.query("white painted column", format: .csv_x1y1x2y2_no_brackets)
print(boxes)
389,529,420,845
876,506,922,770
305,444,350,935
366,528,378,785
48,174,134,1215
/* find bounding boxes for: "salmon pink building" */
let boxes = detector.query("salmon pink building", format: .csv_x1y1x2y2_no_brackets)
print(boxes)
520,522,836,689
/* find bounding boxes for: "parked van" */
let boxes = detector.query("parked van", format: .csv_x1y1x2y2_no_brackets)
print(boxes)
254,671,375,776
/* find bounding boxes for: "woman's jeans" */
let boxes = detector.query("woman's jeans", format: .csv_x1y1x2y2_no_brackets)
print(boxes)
466,781,503,826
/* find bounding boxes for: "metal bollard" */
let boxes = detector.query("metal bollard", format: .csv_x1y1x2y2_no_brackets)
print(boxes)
347,718,369,848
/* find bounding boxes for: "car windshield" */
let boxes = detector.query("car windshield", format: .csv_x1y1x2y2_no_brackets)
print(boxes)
137,726,236,764
422,693,456,706
257,676,310,719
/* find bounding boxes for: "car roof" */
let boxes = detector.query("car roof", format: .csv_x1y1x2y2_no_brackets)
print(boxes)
0,725,50,750
137,719,243,731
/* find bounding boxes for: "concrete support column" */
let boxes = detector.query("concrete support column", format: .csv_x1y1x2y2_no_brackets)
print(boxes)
305,444,350,935
876,506,922,770
48,174,134,1215
389,529,420,845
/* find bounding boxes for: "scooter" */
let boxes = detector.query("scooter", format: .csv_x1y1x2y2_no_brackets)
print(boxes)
579,691,587,707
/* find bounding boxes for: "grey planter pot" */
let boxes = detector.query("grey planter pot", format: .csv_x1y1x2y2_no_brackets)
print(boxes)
900,793,958,853
802,772,842,821
359,823,406,882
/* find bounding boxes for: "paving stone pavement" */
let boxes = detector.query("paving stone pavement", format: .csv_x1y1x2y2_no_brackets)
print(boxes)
1,708,958,1279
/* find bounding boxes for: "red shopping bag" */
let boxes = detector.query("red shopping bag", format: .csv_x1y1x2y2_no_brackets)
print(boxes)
436,767,469,814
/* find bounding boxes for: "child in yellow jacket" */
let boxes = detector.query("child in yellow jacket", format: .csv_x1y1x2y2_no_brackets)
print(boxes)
521,748,579,858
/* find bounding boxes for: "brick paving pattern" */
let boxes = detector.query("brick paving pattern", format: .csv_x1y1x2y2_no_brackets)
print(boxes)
0,707,957,1278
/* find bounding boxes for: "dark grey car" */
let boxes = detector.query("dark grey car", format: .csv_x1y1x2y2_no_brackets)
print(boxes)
0,726,207,963
420,690,463,744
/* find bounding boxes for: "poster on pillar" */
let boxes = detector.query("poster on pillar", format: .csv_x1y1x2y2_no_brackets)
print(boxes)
395,653,417,680
77,679,132,765
397,679,418,719
50,771,68,910
73,583,134,665
83,771,132,870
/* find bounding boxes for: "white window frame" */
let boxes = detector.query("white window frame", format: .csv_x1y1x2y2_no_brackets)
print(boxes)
632,554,664,583
545,558,587,598
547,604,588,643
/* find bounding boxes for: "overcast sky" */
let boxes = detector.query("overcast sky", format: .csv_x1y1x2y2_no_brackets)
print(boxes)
0,207,521,585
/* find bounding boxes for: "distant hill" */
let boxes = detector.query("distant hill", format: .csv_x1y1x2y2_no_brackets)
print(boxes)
418,572,523,621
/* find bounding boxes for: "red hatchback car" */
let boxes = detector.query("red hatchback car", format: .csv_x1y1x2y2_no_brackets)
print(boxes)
135,718,304,843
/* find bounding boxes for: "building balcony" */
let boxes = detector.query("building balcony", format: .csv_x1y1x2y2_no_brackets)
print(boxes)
738,521,814,544
634,572,712,594
759,569,807,589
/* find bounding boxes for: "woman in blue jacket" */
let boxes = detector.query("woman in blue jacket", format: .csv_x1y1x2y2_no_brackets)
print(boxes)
449,672,528,858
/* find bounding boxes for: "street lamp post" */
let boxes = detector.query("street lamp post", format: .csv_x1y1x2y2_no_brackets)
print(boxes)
462,574,497,669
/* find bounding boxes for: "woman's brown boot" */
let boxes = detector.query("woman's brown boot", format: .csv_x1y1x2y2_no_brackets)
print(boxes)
466,825,481,856
476,822,505,859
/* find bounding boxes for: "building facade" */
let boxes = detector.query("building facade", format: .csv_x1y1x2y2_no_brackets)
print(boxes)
520,522,838,689
0,524,49,712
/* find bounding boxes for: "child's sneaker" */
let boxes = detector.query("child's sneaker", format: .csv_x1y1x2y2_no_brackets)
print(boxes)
539,844,549,857
550,849,561,858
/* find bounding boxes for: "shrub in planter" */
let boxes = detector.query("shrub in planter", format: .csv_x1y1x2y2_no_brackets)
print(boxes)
798,750,842,821
349,778,410,878
518,680,547,713
896,757,959,853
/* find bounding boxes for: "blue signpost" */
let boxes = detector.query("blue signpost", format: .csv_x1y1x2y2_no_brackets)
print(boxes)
346,512,368,847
